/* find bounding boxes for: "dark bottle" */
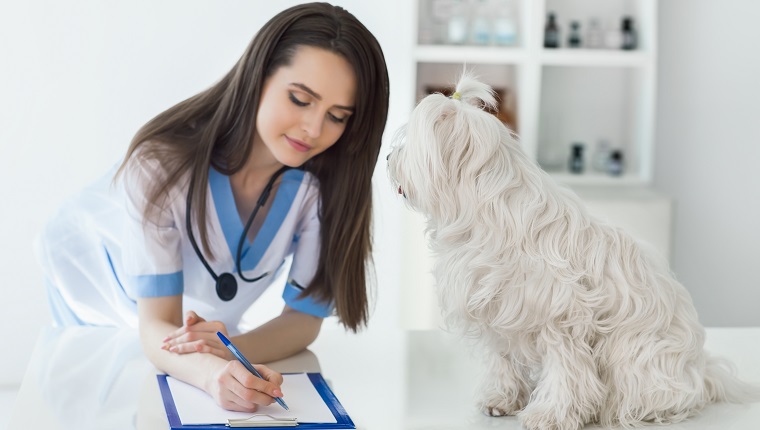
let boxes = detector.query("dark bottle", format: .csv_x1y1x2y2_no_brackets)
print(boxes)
621,17,637,50
544,13,560,48
568,21,582,48
608,150,623,176
569,143,585,174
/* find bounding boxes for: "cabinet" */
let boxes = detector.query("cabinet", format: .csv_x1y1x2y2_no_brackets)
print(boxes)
401,0,670,330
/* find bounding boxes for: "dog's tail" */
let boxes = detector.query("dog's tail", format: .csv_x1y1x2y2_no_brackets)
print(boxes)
704,354,760,403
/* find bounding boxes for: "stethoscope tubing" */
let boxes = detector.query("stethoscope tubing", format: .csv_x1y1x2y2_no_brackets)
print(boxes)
185,166,290,300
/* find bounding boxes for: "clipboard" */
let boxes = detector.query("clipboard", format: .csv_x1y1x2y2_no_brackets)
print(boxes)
157,373,355,429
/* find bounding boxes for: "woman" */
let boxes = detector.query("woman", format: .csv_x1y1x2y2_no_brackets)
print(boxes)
36,2,389,412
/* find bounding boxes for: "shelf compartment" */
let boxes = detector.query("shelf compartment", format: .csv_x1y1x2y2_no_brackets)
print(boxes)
416,62,521,133
536,65,651,182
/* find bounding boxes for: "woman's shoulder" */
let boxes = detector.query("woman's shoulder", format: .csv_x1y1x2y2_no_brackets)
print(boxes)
118,141,191,203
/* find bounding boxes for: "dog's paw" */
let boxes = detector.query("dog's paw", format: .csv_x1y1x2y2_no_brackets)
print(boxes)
518,403,583,430
477,393,524,417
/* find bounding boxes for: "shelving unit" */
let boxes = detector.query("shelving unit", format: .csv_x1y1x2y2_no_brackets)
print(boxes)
413,0,658,185
401,0,670,330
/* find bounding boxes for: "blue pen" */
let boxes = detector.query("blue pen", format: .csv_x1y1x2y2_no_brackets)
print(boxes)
216,331,289,411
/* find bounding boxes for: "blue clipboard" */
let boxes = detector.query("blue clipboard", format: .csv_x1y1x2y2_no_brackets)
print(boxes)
157,373,355,429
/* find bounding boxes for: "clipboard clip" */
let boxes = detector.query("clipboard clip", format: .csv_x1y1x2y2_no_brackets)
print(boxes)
227,413,298,427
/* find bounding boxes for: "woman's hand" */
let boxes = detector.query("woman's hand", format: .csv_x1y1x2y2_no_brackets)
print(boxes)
162,311,232,359
207,360,285,412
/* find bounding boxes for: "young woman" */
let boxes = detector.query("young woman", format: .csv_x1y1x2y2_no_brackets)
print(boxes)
36,3,389,412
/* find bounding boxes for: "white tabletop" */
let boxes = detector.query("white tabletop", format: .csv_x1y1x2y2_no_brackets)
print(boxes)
9,325,760,430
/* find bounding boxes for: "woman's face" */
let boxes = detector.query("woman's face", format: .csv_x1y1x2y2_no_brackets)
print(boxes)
255,45,357,167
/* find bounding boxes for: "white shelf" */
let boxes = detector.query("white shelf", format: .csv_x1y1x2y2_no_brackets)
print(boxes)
549,172,648,187
539,49,653,67
414,45,527,64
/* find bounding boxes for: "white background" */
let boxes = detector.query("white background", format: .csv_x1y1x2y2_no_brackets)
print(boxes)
1,0,758,389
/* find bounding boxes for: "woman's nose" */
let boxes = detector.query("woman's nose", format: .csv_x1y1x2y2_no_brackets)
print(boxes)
302,112,323,138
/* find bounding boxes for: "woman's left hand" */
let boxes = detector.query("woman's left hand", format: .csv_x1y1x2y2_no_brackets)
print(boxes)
162,311,233,360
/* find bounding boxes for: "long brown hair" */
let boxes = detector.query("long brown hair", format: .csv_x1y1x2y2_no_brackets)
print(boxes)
116,3,389,331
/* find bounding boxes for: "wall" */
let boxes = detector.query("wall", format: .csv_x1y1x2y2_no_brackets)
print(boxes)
2,0,759,388
655,0,760,326
0,0,413,386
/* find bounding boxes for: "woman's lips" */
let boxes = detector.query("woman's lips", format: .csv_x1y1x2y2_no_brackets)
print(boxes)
285,136,311,152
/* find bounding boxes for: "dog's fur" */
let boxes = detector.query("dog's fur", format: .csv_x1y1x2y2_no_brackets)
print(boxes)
387,74,759,429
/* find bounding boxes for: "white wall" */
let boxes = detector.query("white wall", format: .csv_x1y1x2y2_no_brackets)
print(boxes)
654,0,760,327
3,0,759,388
0,0,413,386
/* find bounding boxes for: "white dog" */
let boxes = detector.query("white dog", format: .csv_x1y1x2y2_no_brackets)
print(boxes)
387,74,759,429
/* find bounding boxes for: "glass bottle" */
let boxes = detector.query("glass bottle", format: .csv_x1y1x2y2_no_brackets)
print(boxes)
470,0,492,45
621,17,637,50
592,140,611,172
447,0,469,44
586,18,604,49
608,150,623,176
430,0,454,44
493,0,517,46
569,143,585,174
544,13,560,48
568,21,582,48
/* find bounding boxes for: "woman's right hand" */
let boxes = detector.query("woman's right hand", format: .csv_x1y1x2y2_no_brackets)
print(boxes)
207,360,285,412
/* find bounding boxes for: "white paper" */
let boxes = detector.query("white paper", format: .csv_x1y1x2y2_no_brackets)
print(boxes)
166,373,337,425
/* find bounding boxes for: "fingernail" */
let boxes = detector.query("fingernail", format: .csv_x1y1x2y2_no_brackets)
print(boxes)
273,389,283,397
169,346,177,353
162,336,170,342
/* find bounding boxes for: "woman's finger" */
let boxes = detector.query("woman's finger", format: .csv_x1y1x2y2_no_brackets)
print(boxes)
214,364,259,412
184,310,205,326
254,364,285,387
228,361,283,401
163,319,226,343
162,311,203,341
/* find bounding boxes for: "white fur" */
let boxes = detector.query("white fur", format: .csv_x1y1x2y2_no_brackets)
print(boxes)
387,73,760,430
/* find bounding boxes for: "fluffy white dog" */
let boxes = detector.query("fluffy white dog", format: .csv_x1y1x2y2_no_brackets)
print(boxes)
387,74,759,429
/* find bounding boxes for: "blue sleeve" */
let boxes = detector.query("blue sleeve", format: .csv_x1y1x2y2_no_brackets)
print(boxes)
282,279,333,318
127,272,184,297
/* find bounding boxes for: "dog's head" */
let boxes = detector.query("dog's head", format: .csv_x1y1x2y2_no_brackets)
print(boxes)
387,74,523,222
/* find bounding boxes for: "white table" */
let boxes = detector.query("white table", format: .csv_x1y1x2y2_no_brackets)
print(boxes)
10,325,760,429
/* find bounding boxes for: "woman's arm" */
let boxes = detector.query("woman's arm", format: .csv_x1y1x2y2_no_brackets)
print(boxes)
164,305,323,363
234,305,323,363
137,295,285,411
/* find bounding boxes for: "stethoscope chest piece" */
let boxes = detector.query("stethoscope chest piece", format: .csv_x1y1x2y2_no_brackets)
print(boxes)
216,273,238,301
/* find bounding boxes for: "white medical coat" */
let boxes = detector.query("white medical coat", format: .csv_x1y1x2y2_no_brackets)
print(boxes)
36,156,331,334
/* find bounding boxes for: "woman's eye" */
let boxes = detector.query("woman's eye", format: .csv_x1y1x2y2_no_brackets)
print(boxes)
288,92,309,107
328,113,348,124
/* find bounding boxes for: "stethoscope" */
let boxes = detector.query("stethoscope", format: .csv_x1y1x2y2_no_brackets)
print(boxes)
186,166,290,301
